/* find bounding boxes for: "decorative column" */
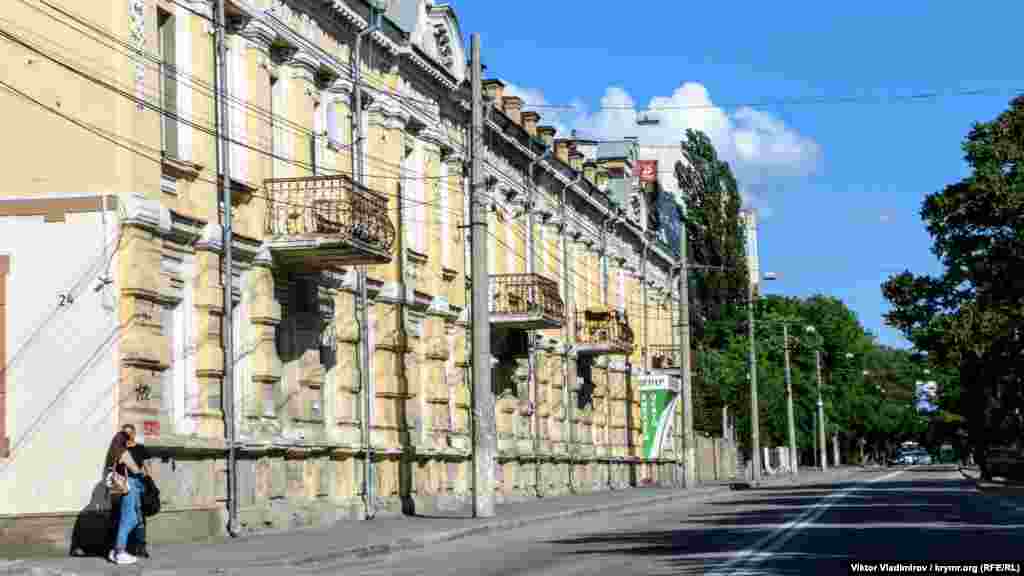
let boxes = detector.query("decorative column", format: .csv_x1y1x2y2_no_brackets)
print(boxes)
247,248,282,441
118,194,172,432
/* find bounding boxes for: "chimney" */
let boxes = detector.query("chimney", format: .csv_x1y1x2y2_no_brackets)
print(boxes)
554,139,571,164
482,79,505,111
522,111,540,137
596,166,609,190
583,161,597,185
502,96,523,125
569,150,584,172
537,125,556,147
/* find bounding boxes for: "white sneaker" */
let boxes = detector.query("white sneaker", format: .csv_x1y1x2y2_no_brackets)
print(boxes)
108,550,117,563
115,551,138,565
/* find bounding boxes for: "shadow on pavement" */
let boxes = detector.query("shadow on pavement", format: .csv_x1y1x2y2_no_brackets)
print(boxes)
545,476,1021,576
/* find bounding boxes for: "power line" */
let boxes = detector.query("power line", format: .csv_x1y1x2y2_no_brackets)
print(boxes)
518,86,1024,113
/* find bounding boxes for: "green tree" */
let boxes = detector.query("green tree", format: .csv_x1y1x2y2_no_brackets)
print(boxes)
675,129,750,433
882,96,1024,478
675,129,750,350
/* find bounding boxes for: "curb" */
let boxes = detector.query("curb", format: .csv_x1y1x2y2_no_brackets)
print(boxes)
259,484,735,569
257,468,866,570
6,467,871,575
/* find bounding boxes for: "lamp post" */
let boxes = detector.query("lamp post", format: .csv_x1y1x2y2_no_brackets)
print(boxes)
807,325,827,472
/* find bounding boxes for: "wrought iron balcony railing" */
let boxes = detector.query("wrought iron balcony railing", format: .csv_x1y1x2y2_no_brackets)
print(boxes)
489,273,564,330
647,345,680,370
575,308,634,356
264,174,396,268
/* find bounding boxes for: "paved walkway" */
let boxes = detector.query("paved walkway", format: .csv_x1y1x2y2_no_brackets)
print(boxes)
2,467,864,576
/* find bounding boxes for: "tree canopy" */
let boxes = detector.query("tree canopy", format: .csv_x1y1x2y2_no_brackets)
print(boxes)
882,96,1024,477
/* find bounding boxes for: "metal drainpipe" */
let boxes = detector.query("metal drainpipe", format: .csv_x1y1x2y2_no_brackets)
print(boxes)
563,172,582,490
527,150,550,497
600,212,615,480
353,8,382,520
214,0,239,538
641,240,649,372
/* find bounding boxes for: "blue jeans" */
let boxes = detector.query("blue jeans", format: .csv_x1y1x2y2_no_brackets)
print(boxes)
114,476,144,552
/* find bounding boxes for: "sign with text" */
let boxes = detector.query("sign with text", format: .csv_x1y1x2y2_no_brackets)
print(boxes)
639,374,679,459
636,160,658,184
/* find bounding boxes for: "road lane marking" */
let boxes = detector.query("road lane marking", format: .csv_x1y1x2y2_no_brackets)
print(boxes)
705,470,903,576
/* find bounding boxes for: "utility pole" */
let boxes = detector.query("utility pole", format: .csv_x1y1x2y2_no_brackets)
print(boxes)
215,0,239,538
677,238,695,488
469,33,496,518
747,273,761,484
815,349,827,472
783,324,797,476
352,7,382,520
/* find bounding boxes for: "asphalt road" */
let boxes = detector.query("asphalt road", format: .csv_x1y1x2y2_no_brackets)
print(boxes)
314,468,1024,576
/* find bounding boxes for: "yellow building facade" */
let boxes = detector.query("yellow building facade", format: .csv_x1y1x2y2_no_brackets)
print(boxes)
0,0,733,551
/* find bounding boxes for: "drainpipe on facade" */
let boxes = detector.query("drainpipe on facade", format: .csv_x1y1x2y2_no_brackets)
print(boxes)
527,150,551,497
600,211,617,483
214,0,240,539
562,172,582,491
641,239,649,373
352,6,383,521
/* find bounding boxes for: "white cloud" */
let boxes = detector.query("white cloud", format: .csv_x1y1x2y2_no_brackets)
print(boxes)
499,80,822,215
879,214,892,223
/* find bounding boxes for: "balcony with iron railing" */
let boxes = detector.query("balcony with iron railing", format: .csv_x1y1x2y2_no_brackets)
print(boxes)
575,308,634,356
263,174,396,270
489,273,564,331
647,345,681,370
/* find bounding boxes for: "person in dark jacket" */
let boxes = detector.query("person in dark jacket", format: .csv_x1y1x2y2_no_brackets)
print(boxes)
108,424,151,558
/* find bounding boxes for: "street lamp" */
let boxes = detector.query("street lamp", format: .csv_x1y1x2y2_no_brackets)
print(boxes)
746,271,781,484
806,325,828,472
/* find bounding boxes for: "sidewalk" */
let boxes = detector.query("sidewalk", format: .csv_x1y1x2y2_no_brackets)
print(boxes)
2,466,866,576
973,476,1024,517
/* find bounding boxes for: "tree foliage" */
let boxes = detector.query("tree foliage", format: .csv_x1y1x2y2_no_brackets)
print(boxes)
882,96,1024,478
675,129,750,350
694,294,926,464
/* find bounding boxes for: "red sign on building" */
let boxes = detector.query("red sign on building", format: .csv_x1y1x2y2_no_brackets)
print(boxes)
636,160,658,184
143,420,160,437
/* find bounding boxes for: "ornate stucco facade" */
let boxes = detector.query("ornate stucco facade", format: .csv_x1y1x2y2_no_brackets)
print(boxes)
0,0,735,551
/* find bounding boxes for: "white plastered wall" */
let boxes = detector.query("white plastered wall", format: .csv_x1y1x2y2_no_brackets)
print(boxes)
0,210,120,515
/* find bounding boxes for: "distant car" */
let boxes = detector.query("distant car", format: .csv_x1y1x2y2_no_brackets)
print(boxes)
889,449,932,465
890,451,915,466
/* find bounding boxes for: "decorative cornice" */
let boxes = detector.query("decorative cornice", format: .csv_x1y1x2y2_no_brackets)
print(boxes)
121,193,171,234
239,19,276,51
195,222,223,252
402,48,458,92
289,49,320,80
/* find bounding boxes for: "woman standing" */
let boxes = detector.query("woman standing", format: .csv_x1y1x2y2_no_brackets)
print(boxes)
105,431,144,565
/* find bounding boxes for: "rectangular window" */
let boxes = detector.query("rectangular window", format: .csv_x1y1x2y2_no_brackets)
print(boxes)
270,76,282,177
311,99,321,175
263,383,275,417
326,97,339,148
161,303,176,421
0,255,9,458
158,9,178,158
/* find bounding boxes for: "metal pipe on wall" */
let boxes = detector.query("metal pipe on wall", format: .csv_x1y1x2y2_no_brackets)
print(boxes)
214,0,239,538
352,6,383,520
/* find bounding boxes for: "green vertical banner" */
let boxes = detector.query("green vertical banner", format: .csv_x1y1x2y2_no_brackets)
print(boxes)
640,374,680,459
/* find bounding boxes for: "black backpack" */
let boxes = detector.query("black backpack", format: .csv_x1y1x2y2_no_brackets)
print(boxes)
141,476,161,517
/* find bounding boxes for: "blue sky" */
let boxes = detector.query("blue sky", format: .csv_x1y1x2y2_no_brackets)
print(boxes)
447,0,1023,349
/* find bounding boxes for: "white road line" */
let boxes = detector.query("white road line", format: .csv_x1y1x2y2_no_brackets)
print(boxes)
705,470,903,576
